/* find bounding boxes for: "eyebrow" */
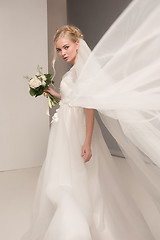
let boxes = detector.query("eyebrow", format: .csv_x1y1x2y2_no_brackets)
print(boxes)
56,44,69,50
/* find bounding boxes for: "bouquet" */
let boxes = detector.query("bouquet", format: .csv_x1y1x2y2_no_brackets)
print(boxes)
25,66,59,107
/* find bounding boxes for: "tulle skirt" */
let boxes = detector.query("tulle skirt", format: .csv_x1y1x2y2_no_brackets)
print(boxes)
22,102,160,240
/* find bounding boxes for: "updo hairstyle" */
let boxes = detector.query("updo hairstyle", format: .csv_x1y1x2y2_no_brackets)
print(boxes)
52,25,83,78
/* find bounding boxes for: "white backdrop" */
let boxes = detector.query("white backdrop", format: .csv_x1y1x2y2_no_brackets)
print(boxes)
0,0,49,170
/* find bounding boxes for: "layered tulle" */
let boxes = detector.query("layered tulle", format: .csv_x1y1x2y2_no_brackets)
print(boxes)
68,0,160,239
22,100,160,240
22,0,160,239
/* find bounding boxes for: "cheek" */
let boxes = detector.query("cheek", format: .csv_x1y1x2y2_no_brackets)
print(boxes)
58,52,62,57
68,47,77,57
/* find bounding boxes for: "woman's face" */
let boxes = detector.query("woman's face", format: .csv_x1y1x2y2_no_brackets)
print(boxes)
56,36,79,66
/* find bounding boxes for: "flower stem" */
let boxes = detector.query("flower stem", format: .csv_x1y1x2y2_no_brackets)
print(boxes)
47,92,60,106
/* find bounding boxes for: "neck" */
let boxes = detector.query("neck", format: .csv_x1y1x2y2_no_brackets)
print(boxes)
70,51,78,66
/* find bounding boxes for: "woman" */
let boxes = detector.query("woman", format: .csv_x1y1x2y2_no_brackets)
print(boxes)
24,25,126,240
23,1,160,239
46,27,94,164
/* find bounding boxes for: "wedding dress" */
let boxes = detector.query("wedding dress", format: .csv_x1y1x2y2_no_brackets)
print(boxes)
23,58,160,240
22,0,160,239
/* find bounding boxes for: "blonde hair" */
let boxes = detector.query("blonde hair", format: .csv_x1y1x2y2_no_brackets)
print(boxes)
52,25,84,78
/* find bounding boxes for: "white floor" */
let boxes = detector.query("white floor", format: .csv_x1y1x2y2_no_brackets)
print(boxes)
0,156,132,240
0,167,41,240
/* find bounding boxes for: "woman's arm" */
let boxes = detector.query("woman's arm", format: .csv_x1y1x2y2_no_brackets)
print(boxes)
81,108,94,163
44,87,61,100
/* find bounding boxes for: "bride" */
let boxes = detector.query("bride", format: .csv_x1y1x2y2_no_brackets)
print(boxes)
46,27,94,164
22,0,160,239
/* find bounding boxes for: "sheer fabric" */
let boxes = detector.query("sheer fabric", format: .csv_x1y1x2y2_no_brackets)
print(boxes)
22,0,160,239
69,0,160,238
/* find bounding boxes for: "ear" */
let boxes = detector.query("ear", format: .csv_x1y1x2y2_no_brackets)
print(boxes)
76,40,79,49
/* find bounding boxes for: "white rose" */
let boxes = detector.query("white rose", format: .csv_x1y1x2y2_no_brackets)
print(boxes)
41,75,47,86
29,76,41,89
41,80,46,86
41,75,46,81
36,72,41,76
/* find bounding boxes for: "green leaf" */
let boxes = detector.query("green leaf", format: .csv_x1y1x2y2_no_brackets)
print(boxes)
35,88,44,97
45,73,52,78
44,85,49,90
35,86,41,91
30,88,36,96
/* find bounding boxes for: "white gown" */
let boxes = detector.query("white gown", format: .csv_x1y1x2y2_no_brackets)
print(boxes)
22,0,160,239
22,64,160,240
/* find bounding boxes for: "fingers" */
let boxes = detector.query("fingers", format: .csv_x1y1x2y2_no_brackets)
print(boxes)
81,147,85,157
83,152,92,163
82,149,92,162
81,145,92,163
43,92,48,98
44,87,51,93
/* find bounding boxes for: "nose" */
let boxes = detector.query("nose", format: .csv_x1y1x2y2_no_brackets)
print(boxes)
61,49,66,56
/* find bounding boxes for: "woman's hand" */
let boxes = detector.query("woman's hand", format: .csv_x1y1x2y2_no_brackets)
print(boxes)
44,87,56,96
44,87,61,100
81,108,94,163
43,92,48,98
81,142,92,163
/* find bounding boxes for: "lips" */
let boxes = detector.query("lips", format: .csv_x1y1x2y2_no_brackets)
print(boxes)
63,56,68,61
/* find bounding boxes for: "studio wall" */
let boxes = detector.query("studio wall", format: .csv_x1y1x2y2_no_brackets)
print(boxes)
0,0,67,171
0,0,49,170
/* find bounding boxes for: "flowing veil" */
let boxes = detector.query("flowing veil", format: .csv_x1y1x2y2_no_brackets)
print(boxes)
69,0,160,238
21,1,160,239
